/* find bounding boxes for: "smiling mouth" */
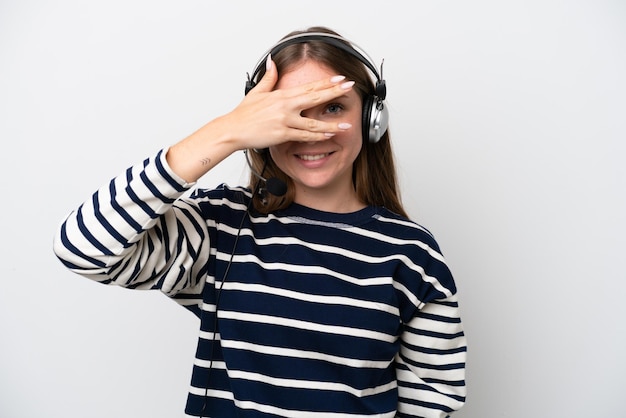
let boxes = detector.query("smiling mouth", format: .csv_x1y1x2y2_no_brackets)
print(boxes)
297,153,332,161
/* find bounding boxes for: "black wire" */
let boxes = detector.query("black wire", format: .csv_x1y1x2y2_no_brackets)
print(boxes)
199,157,267,418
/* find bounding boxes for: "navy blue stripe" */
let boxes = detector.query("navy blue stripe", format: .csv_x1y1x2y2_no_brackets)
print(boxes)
58,220,108,269
111,256,133,282
109,179,142,233
404,343,467,356
155,219,171,260
410,360,466,372
408,327,465,340
435,299,459,308
140,169,176,205
92,189,128,247
417,311,461,324
76,205,114,256
177,206,206,243
396,367,466,390
126,181,158,218
154,149,188,193
122,257,144,288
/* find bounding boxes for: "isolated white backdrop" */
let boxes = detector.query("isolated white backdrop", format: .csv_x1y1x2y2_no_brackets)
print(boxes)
1,1,624,417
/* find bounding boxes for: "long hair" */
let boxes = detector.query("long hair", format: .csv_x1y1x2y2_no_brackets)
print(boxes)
248,26,407,218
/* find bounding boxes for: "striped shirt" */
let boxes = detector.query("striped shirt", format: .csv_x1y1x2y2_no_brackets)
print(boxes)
53,149,466,417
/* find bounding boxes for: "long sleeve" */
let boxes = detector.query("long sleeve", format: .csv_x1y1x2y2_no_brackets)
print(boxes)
53,149,209,307
395,293,467,417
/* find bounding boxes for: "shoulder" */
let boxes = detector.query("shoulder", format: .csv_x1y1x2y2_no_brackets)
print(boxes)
373,209,458,307
373,208,453,284
372,208,442,252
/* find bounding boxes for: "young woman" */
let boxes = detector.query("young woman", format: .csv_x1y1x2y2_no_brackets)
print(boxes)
54,26,467,418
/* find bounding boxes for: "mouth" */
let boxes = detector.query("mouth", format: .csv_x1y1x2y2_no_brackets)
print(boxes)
296,152,333,161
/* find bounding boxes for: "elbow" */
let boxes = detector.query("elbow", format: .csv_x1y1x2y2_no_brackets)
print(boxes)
52,218,113,276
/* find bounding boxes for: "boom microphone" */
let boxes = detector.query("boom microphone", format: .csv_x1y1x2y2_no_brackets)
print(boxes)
244,150,287,197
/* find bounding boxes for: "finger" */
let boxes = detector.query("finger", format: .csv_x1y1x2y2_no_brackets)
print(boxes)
286,119,353,141
290,78,356,109
249,54,278,94
285,126,349,143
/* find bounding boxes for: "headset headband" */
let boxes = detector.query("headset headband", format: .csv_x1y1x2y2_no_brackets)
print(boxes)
247,32,386,100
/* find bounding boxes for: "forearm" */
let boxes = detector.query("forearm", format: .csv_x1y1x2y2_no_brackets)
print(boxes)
166,114,241,183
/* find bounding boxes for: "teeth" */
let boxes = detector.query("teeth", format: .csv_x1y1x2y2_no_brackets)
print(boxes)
299,153,328,161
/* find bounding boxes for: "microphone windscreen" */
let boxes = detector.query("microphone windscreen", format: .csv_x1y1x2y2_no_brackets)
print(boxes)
266,177,288,197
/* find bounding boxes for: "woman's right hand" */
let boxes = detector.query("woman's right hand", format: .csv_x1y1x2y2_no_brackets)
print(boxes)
221,55,355,151
166,55,354,184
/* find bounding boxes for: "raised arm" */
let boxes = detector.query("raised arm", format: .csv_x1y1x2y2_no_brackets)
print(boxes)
53,56,356,304
52,150,209,304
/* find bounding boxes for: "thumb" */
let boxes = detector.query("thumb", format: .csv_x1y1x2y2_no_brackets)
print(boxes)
250,54,278,93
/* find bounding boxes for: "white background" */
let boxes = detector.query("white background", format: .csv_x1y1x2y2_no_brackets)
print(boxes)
1,1,625,417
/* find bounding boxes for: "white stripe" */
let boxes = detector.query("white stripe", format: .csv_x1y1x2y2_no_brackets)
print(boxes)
233,399,396,418
215,252,391,287
400,345,466,367
200,302,217,313
417,297,461,318
219,311,396,343
402,332,467,351
392,280,425,310
222,281,400,316
188,386,234,399
194,358,226,369
397,401,454,418
399,362,466,384
406,316,462,335
198,330,220,341
256,211,446,264
371,214,431,233
396,359,466,399
188,189,251,212
221,339,391,369
228,369,397,398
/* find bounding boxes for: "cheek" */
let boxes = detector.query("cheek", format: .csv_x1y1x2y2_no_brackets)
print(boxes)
349,106,364,143
335,135,363,167
339,123,364,154
268,145,289,170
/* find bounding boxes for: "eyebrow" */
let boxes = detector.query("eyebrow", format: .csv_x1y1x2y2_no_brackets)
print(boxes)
324,94,351,103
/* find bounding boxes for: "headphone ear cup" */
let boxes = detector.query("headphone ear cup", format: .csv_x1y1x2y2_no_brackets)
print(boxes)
362,95,389,143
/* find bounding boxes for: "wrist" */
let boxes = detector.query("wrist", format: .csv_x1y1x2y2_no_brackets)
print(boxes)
166,118,239,183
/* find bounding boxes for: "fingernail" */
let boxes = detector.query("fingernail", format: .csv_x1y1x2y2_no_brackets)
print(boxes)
266,54,272,71
324,132,336,138
340,81,355,90
330,75,346,83
338,123,352,130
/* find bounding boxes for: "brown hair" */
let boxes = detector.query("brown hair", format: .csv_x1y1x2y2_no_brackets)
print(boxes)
248,26,407,218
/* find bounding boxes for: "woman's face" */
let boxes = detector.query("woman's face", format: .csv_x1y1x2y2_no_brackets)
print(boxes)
269,59,364,210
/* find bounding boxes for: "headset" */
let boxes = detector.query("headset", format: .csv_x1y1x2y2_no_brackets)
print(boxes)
244,32,389,144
